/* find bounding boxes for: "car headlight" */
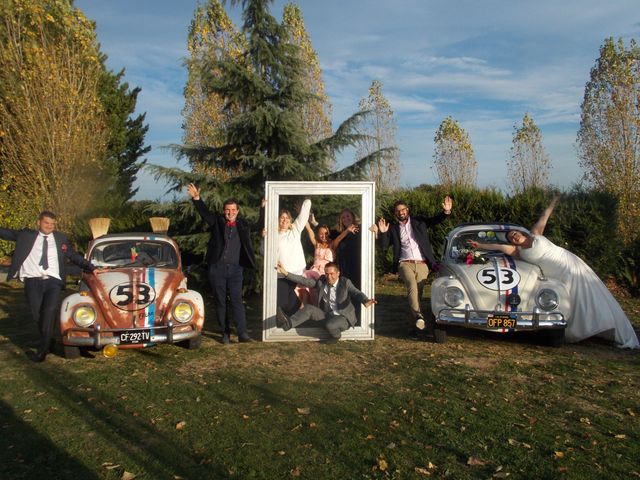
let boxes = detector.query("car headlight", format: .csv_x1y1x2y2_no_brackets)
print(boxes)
73,305,96,327
536,289,559,311
444,286,465,307
172,302,194,323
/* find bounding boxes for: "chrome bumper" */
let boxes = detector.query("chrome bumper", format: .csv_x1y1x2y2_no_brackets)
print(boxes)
436,306,566,331
62,322,200,347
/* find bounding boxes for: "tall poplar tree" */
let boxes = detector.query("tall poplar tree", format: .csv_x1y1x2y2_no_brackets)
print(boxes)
433,116,476,187
507,113,551,193
356,80,400,193
577,37,640,243
282,3,332,147
0,0,109,230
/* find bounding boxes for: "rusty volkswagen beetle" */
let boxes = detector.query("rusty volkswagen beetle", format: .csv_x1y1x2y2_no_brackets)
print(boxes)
430,223,568,346
59,219,204,358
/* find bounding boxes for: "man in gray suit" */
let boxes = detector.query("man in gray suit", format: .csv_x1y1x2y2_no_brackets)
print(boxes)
275,261,376,342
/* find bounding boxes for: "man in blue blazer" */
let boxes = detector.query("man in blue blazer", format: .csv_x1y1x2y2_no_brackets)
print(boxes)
0,211,97,362
275,261,376,342
187,183,264,344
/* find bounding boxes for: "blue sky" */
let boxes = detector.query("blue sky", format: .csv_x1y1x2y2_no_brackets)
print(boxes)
75,0,640,200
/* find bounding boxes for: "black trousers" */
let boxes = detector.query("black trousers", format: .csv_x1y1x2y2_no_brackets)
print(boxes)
277,277,300,316
24,277,63,354
209,263,247,336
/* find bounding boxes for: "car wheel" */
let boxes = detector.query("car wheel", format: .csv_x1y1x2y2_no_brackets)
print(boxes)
179,336,202,350
546,329,565,348
63,345,81,359
434,326,447,343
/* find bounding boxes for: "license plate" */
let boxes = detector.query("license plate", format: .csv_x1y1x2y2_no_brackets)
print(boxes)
118,329,151,344
487,314,516,329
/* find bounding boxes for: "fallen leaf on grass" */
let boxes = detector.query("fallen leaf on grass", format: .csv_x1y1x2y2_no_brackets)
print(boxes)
296,407,310,415
554,451,564,459
467,456,487,466
557,467,568,473
376,456,388,472
291,466,301,477
365,434,375,440
579,417,591,425
121,471,137,480
102,462,121,470
614,434,626,439
414,466,431,476
175,421,186,430
493,472,510,478
241,414,250,420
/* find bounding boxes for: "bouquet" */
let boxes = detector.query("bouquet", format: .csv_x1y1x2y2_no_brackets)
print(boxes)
456,248,487,265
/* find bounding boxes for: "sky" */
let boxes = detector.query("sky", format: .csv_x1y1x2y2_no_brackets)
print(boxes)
75,0,640,200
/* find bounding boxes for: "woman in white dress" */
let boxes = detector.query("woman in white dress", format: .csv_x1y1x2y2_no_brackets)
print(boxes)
469,196,639,348
277,198,311,316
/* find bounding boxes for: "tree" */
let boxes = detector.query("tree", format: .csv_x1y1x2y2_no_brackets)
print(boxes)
282,3,332,147
356,80,400,193
433,116,476,188
507,113,551,193
99,68,150,204
0,0,109,230
153,0,381,209
577,37,640,243
182,0,245,179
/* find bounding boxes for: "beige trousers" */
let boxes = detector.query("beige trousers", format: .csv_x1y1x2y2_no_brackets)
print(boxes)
398,261,429,318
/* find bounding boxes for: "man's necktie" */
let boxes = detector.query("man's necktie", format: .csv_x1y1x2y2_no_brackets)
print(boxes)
40,236,49,270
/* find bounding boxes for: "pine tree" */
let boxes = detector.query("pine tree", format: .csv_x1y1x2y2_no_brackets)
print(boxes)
356,80,400,192
507,113,551,193
433,116,476,188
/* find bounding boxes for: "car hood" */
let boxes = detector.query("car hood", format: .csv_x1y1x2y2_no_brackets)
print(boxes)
440,254,544,310
83,268,185,328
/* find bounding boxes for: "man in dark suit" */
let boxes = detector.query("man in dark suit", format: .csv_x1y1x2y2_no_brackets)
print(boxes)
275,261,376,342
0,211,97,362
187,183,263,344
373,196,453,336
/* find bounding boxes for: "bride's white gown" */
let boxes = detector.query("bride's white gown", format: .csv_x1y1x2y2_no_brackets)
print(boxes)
518,235,639,348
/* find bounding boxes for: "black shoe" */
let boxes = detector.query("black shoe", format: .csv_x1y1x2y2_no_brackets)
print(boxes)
407,328,420,341
28,350,46,363
221,334,230,345
238,335,254,343
276,307,292,331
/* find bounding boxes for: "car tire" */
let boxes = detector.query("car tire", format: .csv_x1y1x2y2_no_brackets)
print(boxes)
63,345,81,359
434,326,447,343
546,329,565,348
179,336,202,350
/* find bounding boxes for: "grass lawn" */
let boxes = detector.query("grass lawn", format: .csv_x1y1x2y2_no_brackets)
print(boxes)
0,278,639,480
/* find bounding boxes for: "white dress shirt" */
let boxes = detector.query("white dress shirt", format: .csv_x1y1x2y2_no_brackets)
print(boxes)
398,218,425,262
19,233,61,280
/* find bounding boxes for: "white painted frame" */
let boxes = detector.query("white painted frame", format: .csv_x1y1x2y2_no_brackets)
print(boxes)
262,181,376,342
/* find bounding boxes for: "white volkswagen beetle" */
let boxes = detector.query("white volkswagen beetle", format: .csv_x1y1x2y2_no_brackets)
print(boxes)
430,223,568,345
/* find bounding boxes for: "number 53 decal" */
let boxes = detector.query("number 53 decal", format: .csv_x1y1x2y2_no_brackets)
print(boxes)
476,268,521,291
109,282,157,311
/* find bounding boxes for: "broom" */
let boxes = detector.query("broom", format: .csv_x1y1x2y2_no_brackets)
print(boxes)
149,217,170,234
88,218,110,239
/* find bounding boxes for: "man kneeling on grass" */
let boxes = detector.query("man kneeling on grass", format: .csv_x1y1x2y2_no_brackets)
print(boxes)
275,261,376,343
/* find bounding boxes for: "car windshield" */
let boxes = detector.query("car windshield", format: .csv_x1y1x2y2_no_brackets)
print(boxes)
90,240,178,268
449,229,512,260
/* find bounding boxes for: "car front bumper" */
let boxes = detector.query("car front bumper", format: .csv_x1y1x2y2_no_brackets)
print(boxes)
436,306,566,331
62,322,200,348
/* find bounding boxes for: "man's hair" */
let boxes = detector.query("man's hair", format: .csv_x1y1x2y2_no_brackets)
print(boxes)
223,198,239,209
38,211,57,220
324,261,340,272
392,200,408,211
